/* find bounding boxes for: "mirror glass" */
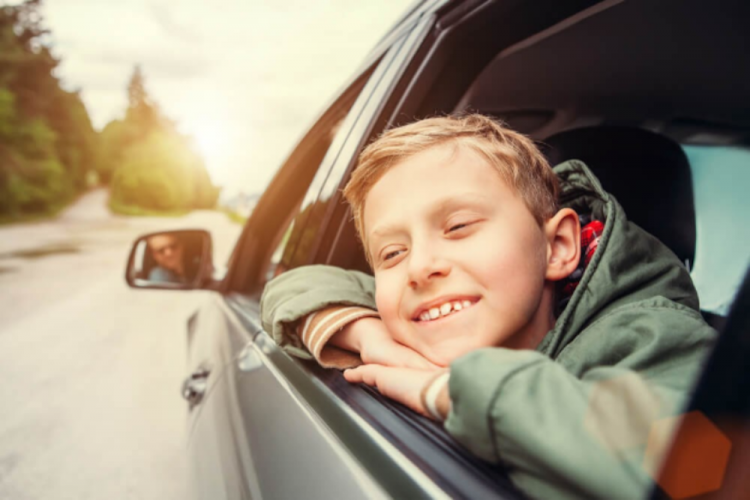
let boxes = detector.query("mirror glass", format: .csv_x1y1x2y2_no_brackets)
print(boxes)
127,230,211,288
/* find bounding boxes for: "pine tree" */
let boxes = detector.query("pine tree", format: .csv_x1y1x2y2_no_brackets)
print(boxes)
0,0,98,216
125,65,161,132
105,66,219,212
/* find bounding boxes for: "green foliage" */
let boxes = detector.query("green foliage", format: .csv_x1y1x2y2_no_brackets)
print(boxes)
0,1,218,219
0,0,99,218
220,207,249,225
0,86,70,214
97,118,136,183
109,129,220,213
126,65,161,131
104,66,219,214
107,197,189,218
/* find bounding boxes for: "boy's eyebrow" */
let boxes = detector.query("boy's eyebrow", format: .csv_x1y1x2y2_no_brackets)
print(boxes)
368,193,494,242
371,223,402,238
431,193,494,216
367,223,404,261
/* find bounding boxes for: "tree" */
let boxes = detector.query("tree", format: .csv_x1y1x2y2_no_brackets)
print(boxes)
103,65,219,212
109,129,219,211
0,88,66,214
96,65,164,183
0,0,98,217
125,65,162,133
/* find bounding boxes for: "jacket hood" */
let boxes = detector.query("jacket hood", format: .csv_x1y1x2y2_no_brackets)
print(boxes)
537,160,700,359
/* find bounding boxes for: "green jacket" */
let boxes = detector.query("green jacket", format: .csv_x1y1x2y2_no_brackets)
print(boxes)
260,161,716,499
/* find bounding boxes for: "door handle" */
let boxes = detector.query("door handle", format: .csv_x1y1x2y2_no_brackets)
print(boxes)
182,368,210,408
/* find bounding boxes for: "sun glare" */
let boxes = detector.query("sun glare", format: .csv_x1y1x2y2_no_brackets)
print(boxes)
192,123,226,161
183,118,232,183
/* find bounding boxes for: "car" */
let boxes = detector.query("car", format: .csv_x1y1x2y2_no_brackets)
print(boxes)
125,0,750,498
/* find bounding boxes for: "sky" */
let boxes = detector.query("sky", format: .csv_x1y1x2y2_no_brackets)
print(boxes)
42,0,413,196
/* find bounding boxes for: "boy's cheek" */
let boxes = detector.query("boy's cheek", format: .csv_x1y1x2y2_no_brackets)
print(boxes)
374,283,414,346
374,275,400,314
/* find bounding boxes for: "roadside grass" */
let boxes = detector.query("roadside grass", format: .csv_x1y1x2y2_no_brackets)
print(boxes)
2,193,246,224
0,196,76,226
109,199,248,224
108,199,190,217
219,207,248,225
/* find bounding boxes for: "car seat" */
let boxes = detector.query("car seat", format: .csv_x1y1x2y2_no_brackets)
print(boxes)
541,126,696,268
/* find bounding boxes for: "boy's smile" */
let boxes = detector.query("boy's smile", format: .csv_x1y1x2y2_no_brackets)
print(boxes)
412,296,479,322
364,143,564,366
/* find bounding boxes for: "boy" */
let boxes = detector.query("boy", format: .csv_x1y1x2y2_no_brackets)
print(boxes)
261,115,715,499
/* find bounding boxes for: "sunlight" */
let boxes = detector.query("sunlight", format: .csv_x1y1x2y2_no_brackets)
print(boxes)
190,121,227,161
183,118,233,184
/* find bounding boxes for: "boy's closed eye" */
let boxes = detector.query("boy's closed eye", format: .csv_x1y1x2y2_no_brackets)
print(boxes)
383,248,404,261
444,217,484,236
375,245,407,269
376,217,484,264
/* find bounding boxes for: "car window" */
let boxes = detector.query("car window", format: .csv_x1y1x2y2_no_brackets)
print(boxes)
264,206,299,282
226,55,386,295
256,111,362,288
270,34,415,277
684,145,750,315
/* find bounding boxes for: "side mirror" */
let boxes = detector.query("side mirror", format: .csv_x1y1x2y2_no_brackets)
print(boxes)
125,229,213,290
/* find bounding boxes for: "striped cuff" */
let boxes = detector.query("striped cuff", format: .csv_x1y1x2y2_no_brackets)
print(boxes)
298,305,380,369
421,372,451,421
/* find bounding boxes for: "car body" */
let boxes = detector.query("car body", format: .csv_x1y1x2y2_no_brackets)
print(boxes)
127,0,750,498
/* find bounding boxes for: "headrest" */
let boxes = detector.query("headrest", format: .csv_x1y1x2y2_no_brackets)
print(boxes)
542,127,696,266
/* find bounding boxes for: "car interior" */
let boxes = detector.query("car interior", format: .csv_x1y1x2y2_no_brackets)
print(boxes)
455,0,749,324
333,0,749,329
267,0,749,496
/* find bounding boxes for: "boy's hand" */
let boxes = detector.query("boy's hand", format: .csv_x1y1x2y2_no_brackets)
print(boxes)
333,317,440,370
343,365,450,419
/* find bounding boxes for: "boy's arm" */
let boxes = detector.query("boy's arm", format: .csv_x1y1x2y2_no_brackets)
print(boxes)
260,264,378,361
446,307,714,500
346,304,716,499
297,306,378,368
261,265,438,370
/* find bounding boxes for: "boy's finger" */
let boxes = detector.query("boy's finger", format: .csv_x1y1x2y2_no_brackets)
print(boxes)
344,365,385,385
343,367,363,383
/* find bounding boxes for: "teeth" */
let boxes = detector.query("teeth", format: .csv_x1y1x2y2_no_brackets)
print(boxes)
418,299,474,322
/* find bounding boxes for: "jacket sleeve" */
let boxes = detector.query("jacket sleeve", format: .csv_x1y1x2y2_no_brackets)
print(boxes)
260,264,377,360
445,303,715,500
299,306,379,369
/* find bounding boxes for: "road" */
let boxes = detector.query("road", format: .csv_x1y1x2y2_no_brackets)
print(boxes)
0,190,243,500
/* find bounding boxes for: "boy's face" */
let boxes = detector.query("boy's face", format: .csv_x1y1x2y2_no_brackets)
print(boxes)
364,144,556,365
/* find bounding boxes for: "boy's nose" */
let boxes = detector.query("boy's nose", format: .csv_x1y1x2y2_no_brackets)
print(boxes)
407,249,451,289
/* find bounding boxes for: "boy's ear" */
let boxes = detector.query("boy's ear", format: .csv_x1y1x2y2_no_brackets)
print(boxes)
544,208,581,281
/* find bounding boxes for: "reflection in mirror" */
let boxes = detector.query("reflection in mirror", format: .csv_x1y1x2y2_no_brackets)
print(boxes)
127,230,212,289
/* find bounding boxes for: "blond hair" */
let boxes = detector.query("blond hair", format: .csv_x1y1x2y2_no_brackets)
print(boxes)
343,114,559,260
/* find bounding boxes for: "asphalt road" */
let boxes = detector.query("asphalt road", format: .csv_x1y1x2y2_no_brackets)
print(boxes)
0,190,243,500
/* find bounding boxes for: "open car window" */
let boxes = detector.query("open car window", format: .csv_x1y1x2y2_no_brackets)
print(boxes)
684,145,750,316
226,52,389,295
